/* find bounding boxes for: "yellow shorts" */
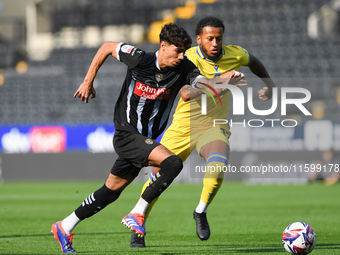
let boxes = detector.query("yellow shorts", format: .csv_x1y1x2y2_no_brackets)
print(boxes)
160,123,230,162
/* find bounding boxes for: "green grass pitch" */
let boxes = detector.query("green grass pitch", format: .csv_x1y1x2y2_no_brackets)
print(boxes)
0,180,339,254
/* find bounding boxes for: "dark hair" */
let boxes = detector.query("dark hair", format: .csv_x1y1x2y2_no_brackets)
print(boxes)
195,16,225,35
159,23,192,50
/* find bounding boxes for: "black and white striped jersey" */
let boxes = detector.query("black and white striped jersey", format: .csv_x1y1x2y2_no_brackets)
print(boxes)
113,43,202,139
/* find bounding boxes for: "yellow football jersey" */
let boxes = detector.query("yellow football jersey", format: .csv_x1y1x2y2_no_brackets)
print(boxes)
172,45,250,127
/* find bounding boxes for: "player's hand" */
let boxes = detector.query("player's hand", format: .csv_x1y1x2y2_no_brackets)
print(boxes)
218,71,247,87
73,81,96,103
231,71,247,88
213,71,247,95
218,70,248,90
219,70,238,80
258,86,272,100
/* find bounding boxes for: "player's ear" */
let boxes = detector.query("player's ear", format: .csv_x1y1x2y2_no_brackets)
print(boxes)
160,41,167,51
196,35,201,45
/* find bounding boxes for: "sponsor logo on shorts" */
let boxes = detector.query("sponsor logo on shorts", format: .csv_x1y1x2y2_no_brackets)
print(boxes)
134,81,172,100
145,138,154,144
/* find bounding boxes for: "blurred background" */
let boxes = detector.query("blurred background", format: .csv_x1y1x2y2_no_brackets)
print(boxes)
0,0,339,183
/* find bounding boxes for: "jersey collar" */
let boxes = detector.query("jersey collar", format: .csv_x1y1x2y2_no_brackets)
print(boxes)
196,45,224,63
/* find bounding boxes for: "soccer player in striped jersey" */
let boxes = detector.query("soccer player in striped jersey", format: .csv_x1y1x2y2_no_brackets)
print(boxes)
130,16,276,247
51,23,202,254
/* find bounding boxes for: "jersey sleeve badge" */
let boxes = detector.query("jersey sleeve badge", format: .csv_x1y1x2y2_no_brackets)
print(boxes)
121,45,135,54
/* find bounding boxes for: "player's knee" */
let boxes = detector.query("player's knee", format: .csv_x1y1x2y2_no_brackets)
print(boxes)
159,155,183,177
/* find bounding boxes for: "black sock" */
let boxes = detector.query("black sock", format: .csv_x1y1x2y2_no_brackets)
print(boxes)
75,184,121,220
141,155,183,203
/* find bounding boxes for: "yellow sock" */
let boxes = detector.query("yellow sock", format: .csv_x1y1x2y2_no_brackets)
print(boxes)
200,153,228,205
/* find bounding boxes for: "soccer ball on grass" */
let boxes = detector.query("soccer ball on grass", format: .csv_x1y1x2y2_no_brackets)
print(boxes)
282,222,316,254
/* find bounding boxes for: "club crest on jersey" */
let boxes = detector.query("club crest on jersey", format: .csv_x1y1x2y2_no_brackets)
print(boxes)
145,138,154,144
155,73,163,82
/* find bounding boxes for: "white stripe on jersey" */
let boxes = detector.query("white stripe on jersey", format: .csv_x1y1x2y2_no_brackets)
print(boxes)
136,97,146,134
126,81,135,123
148,100,161,138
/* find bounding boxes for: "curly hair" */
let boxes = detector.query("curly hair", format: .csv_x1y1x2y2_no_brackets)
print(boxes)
159,23,192,50
195,16,225,36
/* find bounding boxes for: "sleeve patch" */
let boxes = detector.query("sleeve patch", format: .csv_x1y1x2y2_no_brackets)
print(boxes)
121,45,135,54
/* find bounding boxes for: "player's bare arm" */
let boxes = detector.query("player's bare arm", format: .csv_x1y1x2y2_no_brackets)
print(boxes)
180,71,247,102
74,42,120,103
248,53,276,101
180,85,204,101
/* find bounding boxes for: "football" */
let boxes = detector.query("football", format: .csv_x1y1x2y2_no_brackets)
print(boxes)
282,222,316,254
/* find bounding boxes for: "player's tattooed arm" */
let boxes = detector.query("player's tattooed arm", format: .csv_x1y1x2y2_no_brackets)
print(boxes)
180,80,226,102
180,85,204,101
180,71,247,102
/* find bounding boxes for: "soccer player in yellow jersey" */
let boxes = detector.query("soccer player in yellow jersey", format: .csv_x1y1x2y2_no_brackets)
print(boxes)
130,16,275,247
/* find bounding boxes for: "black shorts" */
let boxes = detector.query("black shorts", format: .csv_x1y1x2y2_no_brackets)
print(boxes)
111,130,160,178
